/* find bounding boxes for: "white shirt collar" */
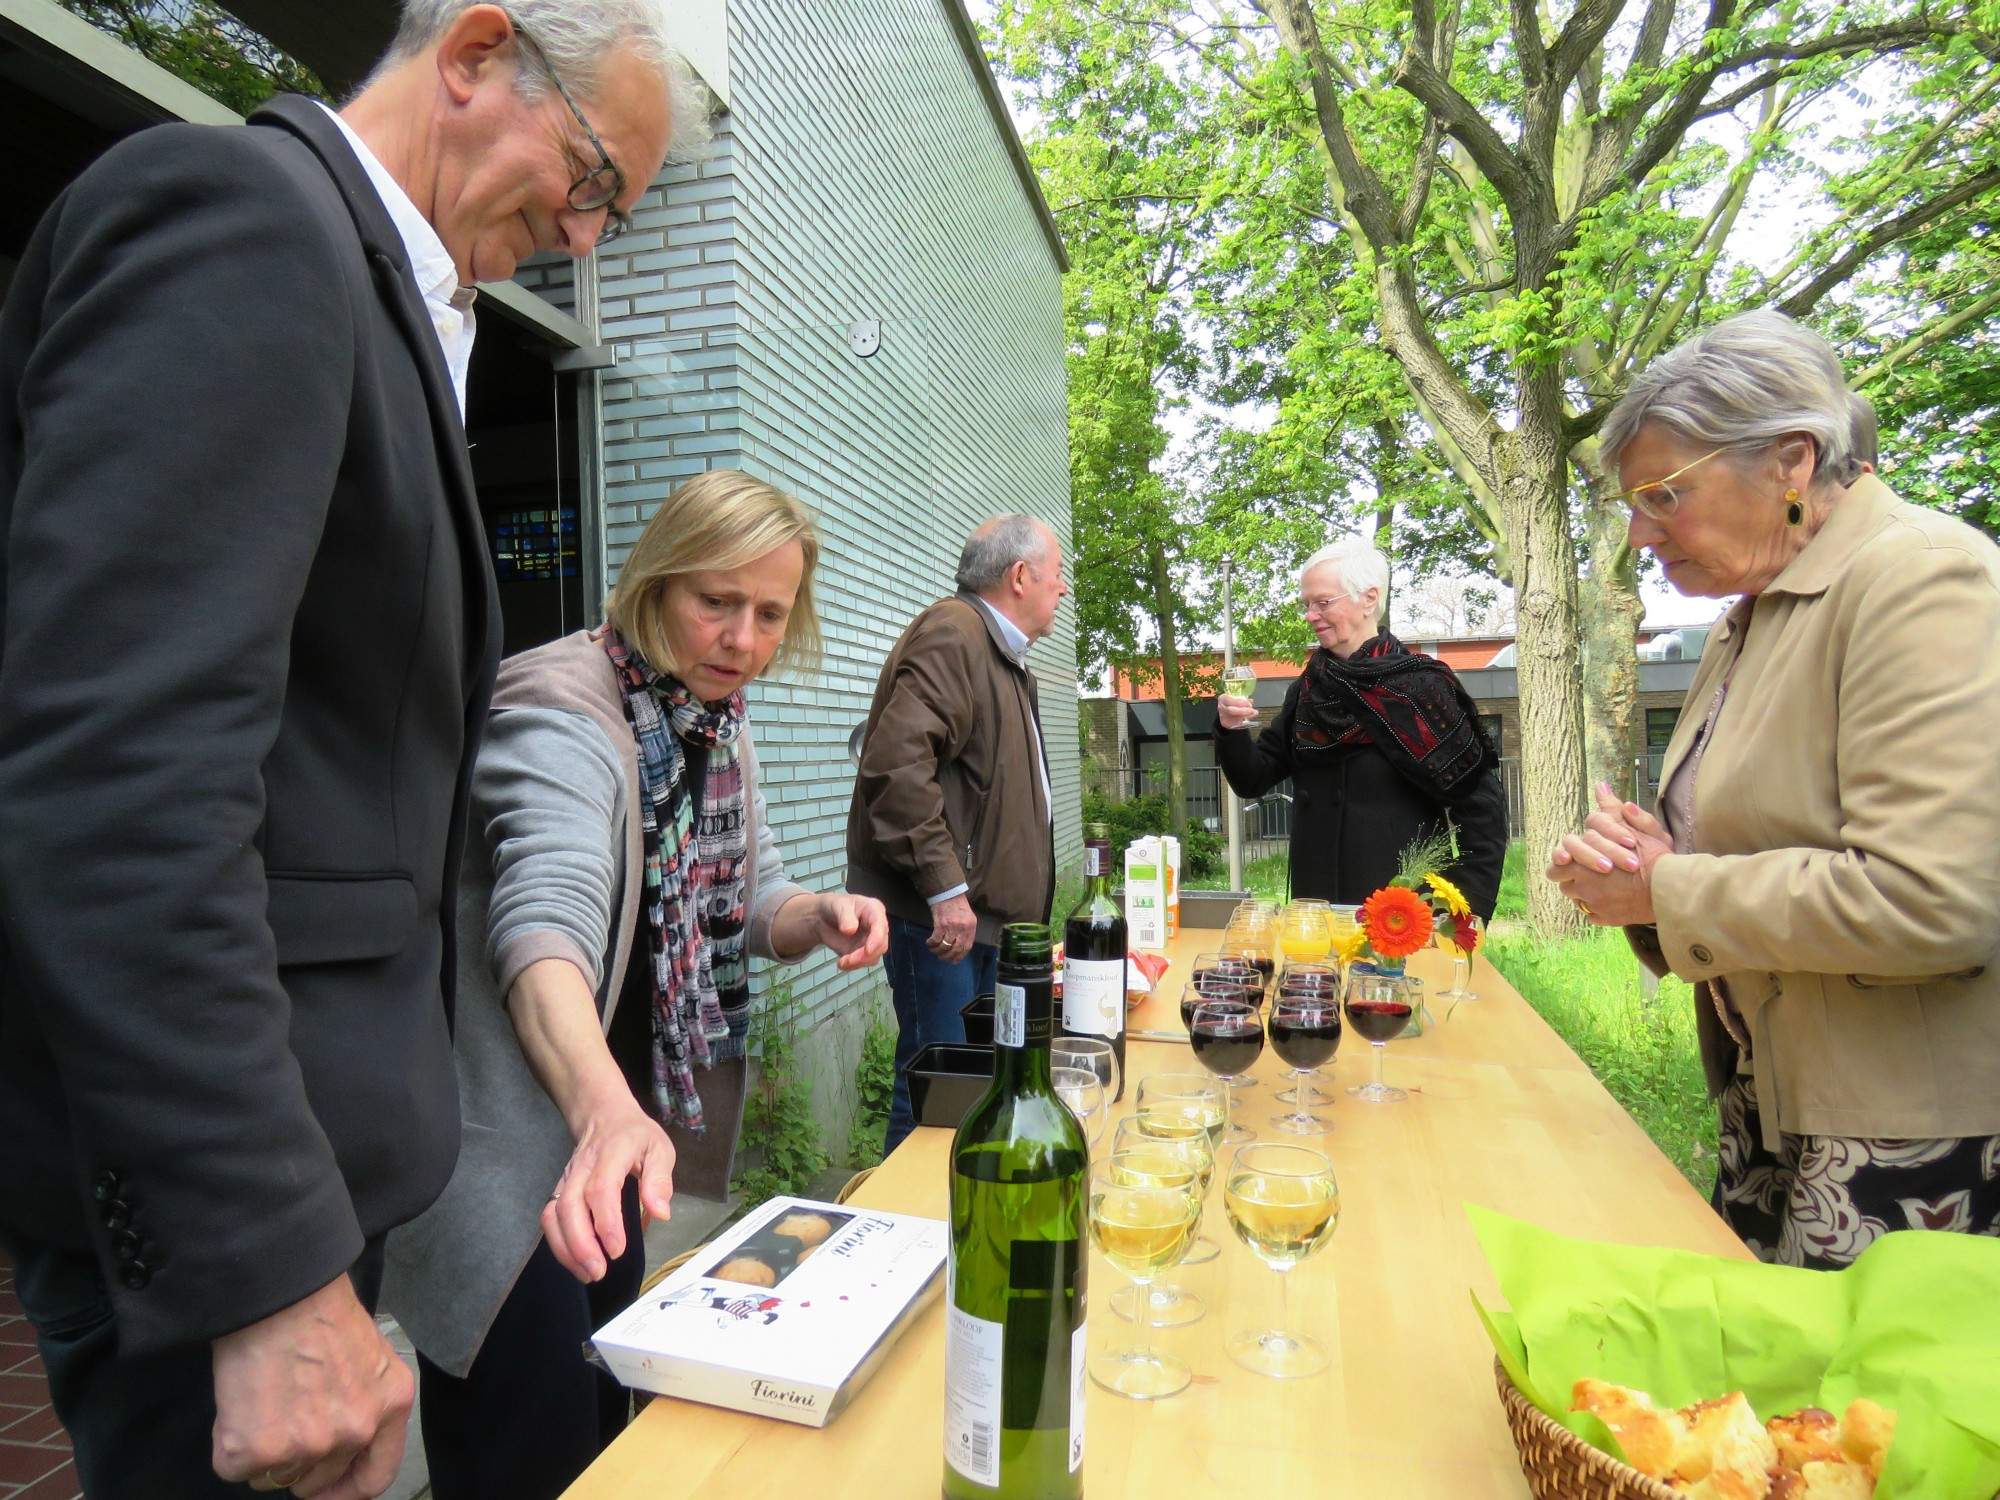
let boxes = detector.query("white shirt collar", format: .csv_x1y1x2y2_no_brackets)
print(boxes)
972,594,1032,662
315,102,476,416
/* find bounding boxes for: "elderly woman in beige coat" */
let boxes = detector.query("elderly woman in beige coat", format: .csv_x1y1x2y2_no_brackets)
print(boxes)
1547,309,2000,1270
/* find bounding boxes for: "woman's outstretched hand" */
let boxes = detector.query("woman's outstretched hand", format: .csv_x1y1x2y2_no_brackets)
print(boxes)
543,1100,677,1283
811,892,890,970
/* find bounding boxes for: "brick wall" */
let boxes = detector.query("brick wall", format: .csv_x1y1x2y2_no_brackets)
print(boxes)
589,0,1074,1028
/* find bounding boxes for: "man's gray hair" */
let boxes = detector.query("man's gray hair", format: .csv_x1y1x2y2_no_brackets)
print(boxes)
380,0,710,161
1300,537,1390,623
956,514,1052,594
1599,308,1859,485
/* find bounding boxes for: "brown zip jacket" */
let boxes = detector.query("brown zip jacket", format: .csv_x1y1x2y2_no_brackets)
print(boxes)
846,594,1055,944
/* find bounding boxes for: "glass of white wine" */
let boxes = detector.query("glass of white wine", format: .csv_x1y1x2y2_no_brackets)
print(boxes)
1222,665,1259,730
1088,1152,1201,1400
1052,1066,1106,1150
1131,1074,1227,1266
1223,1142,1341,1378
1105,1117,1210,1326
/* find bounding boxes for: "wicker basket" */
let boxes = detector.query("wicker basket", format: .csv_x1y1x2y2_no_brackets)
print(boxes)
1494,1359,1681,1500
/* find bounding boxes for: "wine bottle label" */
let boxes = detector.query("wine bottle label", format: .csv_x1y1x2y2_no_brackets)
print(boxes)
1061,959,1123,1038
995,982,1025,1048
1069,1320,1086,1472
943,1304,1004,1487
1083,840,1109,877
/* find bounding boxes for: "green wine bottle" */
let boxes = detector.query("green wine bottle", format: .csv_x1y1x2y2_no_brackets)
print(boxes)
1061,822,1127,1100
944,923,1089,1500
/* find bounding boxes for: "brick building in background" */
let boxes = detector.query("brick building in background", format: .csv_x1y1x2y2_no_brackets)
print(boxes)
0,0,1075,1116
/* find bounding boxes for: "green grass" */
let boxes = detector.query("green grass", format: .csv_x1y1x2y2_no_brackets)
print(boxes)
1485,922,1719,1196
1186,850,1290,898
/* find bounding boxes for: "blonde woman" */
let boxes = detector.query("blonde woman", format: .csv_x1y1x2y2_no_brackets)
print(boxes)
381,471,888,1500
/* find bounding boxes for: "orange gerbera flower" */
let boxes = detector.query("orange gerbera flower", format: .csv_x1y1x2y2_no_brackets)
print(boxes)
1359,885,1433,960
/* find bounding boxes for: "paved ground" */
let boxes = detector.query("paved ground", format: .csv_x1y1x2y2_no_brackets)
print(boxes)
0,1260,79,1500
1,1168,860,1500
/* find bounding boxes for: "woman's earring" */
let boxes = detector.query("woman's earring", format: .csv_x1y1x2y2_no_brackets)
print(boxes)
1784,488,1804,526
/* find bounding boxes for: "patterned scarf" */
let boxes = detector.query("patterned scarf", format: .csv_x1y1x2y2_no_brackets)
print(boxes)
1292,630,1497,803
603,630,750,1131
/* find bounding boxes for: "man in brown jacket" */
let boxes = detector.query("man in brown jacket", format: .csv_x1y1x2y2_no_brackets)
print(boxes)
848,515,1066,1149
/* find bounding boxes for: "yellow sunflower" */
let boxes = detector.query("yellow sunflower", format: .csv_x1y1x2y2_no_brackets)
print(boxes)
1332,927,1371,966
1424,872,1472,919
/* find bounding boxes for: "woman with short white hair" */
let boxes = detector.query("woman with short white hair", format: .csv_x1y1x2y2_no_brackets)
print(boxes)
1215,536,1507,915
1548,307,2000,1268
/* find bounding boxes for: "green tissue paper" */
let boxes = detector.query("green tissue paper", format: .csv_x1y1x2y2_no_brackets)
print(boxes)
1468,1206,2000,1498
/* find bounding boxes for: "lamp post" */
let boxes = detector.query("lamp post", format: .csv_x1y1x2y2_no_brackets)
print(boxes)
1221,555,1244,893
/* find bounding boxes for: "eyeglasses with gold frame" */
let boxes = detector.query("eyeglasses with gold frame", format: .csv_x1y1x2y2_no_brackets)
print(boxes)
1619,446,1727,520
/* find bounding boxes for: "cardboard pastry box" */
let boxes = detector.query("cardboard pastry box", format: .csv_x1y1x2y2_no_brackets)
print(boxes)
591,1196,947,1427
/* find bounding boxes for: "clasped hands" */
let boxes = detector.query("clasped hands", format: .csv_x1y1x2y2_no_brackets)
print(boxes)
1545,781,1672,927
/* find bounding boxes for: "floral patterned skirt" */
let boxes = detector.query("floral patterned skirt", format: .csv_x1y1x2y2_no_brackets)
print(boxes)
1715,1074,2000,1269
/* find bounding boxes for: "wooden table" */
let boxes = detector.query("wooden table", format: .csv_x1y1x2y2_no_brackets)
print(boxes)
565,932,1748,1500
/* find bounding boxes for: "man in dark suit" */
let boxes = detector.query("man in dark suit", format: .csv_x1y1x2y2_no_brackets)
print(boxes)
0,5,676,1496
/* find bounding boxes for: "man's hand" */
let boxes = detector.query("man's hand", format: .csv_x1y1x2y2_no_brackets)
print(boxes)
928,893,978,963
809,893,891,971
544,1098,677,1283
212,1274,413,1500
1216,693,1257,731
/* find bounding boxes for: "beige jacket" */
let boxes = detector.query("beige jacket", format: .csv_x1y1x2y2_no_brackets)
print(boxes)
1633,476,2000,1150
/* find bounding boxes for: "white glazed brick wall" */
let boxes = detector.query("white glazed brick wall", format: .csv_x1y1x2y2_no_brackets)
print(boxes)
591,0,1077,1028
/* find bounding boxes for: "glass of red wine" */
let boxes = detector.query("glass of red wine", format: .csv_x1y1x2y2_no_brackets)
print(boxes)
1268,995,1340,1134
1188,997,1263,1145
1344,968,1411,1104
1273,963,1339,1107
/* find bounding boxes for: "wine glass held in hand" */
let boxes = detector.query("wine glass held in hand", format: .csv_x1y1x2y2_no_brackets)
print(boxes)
1088,1154,1200,1400
1268,996,1340,1135
1344,969,1411,1104
1108,1116,1212,1320
1221,666,1259,730
1187,1000,1263,1144
1223,1142,1341,1379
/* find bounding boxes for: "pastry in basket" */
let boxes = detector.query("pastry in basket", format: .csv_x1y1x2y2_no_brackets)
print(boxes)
1839,1398,1896,1479
1572,1377,1689,1477
1569,1381,1896,1498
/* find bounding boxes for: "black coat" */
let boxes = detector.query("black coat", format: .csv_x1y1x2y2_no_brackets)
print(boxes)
1215,673,1508,919
0,97,500,1355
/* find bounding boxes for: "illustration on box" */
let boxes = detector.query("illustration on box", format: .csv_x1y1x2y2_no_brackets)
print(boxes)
592,1196,947,1427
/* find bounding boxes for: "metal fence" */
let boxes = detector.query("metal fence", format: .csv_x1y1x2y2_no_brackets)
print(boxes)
1083,756,1529,855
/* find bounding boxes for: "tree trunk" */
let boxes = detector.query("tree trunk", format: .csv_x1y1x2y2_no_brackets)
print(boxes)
1147,535,1190,839
1371,420,1398,624
1579,476,1646,803
1500,429,1588,939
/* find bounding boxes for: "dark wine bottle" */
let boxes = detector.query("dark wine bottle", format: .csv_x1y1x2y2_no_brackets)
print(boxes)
944,924,1088,1500
1060,822,1127,1101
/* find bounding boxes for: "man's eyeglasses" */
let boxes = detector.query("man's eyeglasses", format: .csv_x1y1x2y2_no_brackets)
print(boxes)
509,16,633,248
1620,446,1726,521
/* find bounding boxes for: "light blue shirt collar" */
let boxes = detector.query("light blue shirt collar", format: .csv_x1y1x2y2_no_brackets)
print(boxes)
972,594,1032,662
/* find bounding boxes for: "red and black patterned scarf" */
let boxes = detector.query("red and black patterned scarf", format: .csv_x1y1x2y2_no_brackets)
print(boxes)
1293,631,1497,803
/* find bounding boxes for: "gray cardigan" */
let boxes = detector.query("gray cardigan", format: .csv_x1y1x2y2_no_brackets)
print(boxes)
379,629,809,1376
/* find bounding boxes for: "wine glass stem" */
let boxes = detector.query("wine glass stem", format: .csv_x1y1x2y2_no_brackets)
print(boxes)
1274,1262,1292,1341
1130,1276,1155,1361
1372,1041,1386,1092
1453,954,1468,992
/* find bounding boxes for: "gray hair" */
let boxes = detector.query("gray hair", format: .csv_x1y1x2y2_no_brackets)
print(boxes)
1300,537,1389,623
955,515,1053,594
379,0,710,161
1599,308,1859,485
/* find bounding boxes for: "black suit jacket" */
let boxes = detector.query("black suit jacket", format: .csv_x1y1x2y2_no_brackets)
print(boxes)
0,96,501,1355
